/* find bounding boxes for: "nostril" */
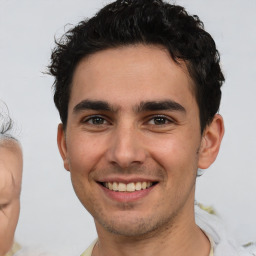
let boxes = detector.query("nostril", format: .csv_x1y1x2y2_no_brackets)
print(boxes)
107,147,147,168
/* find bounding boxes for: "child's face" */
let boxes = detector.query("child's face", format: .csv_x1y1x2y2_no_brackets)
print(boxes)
0,139,22,256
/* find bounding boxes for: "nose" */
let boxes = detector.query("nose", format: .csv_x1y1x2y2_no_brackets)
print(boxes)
106,123,147,168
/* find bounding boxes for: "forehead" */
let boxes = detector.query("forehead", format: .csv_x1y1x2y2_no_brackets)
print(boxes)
70,44,196,110
0,138,22,161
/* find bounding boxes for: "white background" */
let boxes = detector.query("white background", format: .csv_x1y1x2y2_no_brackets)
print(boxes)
0,0,256,255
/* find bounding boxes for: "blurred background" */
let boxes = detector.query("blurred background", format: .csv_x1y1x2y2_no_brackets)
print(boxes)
1,0,256,255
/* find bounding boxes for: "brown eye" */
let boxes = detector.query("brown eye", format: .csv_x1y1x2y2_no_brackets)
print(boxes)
153,117,168,125
90,117,105,125
83,115,108,125
148,115,173,125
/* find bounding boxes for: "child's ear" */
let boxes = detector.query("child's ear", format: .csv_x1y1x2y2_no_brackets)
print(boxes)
198,114,225,169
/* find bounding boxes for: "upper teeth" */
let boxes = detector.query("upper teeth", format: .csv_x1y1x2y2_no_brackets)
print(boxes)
103,181,153,192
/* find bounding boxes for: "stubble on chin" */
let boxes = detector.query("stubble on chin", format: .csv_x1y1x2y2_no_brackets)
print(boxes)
93,198,181,240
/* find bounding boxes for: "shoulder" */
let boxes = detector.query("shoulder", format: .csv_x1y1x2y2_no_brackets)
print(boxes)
14,248,57,256
243,242,256,255
195,204,255,256
81,240,97,256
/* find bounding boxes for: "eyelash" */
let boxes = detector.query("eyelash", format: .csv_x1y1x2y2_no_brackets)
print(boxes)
82,115,111,125
146,115,175,126
82,114,174,126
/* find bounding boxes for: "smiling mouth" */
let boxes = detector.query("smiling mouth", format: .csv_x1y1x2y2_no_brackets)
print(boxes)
100,181,157,192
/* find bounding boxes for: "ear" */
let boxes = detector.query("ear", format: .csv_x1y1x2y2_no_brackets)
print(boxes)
57,123,70,171
198,114,224,169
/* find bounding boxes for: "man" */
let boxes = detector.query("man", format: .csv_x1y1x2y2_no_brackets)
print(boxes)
0,111,22,256
48,0,252,255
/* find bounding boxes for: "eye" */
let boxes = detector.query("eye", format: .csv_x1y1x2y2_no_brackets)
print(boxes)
147,115,173,125
0,203,8,211
82,115,109,125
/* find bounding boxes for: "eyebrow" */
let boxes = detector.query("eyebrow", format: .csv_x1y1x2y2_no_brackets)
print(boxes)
136,100,186,113
73,100,114,113
73,99,186,114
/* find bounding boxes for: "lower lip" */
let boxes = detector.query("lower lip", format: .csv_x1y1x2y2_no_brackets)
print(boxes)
99,184,155,202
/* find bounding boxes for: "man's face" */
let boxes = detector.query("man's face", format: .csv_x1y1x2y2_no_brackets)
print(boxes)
58,45,207,237
0,140,22,255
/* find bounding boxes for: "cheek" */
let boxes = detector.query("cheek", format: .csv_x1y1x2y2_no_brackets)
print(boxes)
67,134,107,174
0,200,20,251
147,133,200,174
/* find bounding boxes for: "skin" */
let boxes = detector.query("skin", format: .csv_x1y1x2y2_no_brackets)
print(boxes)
58,44,224,256
0,138,22,256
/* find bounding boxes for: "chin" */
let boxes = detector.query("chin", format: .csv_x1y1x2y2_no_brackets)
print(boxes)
96,213,174,238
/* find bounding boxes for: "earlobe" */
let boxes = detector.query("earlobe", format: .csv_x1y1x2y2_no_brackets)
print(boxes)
57,123,70,171
198,114,224,169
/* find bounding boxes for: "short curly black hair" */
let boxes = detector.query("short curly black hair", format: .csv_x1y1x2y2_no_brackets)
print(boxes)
49,0,224,132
